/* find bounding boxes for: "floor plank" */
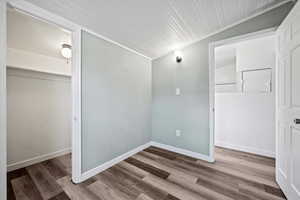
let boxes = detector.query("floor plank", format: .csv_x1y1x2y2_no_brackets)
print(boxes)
56,154,72,175
117,161,149,179
143,174,205,200
111,165,169,200
163,194,181,200
238,183,285,200
134,153,198,183
42,158,68,180
48,192,71,200
215,147,275,167
26,164,63,199
87,180,129,200
167,174,233,200
136,193,154,200
57,176,100,200
125,157,170,179
11,175,43,200
7,168,28,200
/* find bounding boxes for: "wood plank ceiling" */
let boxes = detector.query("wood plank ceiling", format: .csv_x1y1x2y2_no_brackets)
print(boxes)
25,0,285,59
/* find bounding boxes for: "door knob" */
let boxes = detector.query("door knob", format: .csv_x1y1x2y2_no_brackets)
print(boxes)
295,119,300,124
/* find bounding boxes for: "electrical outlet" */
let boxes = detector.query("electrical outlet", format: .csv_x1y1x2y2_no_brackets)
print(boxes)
176,88,181,95
175,130,181,137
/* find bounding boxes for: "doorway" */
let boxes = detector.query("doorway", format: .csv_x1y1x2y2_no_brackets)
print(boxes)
6,8,73,199
0,1,82,199
213,33,276,158
209,28,278,160
209,28,285,196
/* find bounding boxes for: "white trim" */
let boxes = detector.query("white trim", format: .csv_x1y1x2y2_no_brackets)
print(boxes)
0,1,7,200
80,142,152,182
150,142,214,163
215,142,275,158
71,29,82,184
152,0,293,60
7,148,71,172
208,28,277,163
6,0,82,184
81,28,151,60
208,42,215,163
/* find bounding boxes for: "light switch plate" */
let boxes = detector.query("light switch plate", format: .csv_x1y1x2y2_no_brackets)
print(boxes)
176,88,181,95
175,130,181,137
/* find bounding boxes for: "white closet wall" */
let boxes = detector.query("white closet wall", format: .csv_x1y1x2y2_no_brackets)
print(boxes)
7,67,72,171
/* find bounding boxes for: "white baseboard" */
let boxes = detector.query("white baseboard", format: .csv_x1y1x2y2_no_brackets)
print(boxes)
7,148,71,172
215,141,275,158
79,141,214,183
150,141,214,162
79,142,152,182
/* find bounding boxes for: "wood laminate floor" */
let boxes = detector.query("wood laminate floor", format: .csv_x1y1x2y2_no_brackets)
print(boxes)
7,146,286,200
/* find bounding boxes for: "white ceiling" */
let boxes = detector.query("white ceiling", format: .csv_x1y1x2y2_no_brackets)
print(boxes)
24,0,285,59
7,9,71,59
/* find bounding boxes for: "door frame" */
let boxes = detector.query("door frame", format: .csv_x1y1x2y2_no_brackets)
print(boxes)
208,27,277,162
0,1,7,199
0,1,82,199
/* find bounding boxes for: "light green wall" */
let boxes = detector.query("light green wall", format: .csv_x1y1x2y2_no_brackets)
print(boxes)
151,2,294,156
81,31,152,172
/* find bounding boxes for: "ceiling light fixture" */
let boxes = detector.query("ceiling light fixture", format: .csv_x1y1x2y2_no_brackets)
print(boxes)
61,44,72,61
174,50,182,63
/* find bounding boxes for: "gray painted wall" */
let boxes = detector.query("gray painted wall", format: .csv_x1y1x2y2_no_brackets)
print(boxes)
151,2,294,156
81,31,152,172
7,68,72,167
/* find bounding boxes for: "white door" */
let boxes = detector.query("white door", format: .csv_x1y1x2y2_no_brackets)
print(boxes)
276,1,300,199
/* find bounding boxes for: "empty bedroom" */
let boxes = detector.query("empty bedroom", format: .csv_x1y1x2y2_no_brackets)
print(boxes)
0,0,300,200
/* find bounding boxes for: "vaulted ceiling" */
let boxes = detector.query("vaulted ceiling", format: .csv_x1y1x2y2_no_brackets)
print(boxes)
26,0,287,59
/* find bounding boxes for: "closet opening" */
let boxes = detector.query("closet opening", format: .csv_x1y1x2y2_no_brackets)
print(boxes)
6,7,74,199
